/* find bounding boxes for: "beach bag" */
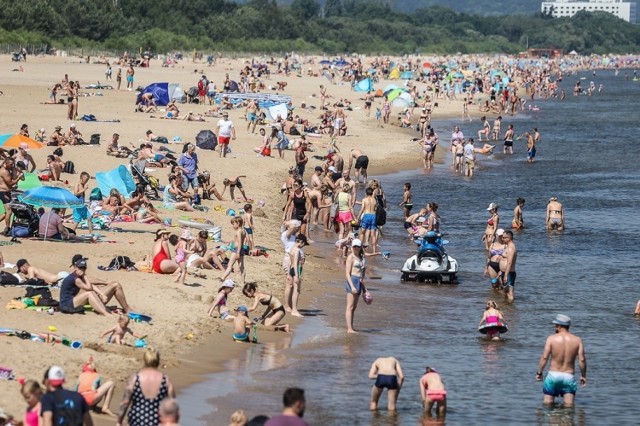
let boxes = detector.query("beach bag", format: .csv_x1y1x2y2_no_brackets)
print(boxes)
260,146,272,157
154,136,169,144
90,134,100,145
107,256,135,270
80,114,97,122
11,224,30,238
329,198,339,222
89,188,103,201
0,271,20,285
375,205,387,227
25,286,52,299
63,161,75,174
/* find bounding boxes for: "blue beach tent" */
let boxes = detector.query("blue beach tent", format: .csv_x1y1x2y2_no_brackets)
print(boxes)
354,78,373,92
136,82,170,106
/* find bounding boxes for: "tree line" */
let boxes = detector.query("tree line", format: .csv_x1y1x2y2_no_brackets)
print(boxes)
0,0,638,55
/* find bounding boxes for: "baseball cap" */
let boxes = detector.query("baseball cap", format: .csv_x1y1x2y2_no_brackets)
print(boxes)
235,305,248,313
486,203,499,211
352,238,363,247
70,254,88,266
552,314,571,327
417,216,426,223
222,279,236,289
47,366,65,386
496,229,505,236
74,259,88,269
314,166,323,172
70,123,76,128
16,259,28,269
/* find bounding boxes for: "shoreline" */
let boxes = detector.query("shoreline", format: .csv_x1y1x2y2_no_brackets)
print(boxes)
0,52,524,421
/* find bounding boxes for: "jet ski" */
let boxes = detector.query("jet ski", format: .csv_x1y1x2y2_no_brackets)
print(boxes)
401,231,459,283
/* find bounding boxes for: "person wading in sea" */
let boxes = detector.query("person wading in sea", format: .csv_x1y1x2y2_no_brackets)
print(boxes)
536,314,587,406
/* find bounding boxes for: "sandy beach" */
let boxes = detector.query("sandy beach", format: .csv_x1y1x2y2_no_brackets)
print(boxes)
0,53,475,421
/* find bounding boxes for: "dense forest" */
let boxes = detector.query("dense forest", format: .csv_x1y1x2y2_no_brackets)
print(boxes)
272,0,543,16
0,0,638,54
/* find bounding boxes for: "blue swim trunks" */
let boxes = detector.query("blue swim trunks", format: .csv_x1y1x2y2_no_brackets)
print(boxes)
375,374,399,390
360,213,377,230
233,332,249,342
543,371,577,397
248,112,257,123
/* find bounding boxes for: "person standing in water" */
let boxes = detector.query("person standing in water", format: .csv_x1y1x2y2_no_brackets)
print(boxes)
546,197,564,231
368,357,405,411
503,123,515,154
420,367,447,417
500,230,517,302
536,314,587,407
512,197,525,230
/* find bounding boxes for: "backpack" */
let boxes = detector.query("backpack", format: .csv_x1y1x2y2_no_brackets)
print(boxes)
25,285,52,298
0,271,20,286
63,161,75,174
11,224,30,238
89,188,103,201
90,134,100,145
108,256,135,270
52,389,84,426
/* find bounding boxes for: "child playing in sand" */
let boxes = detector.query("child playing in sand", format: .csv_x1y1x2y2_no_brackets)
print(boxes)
208,279,236,319
75,358,116,416
232,305,256,342
221,176,251,203
21,379,43,426
243,204,255,251
100,314,142,345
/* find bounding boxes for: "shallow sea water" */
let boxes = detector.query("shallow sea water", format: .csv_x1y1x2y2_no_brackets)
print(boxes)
183,70,640,425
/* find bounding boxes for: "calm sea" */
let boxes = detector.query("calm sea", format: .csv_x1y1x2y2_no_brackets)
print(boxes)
181,70,640,425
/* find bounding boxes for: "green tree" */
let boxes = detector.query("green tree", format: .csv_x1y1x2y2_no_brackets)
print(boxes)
324,0,343,18
290,0,320,20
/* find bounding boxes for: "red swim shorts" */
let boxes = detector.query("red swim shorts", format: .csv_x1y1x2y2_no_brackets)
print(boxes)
218,136,231,145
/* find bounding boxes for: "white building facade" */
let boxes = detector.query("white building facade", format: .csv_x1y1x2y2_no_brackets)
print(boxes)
541,0,637,23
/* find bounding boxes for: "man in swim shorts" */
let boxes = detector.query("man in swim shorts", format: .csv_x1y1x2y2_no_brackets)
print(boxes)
245,99,258,134
501,230,517,302
358,187,378,255
368,356,405,411
536,314,587,406
420,366,447,417
347,148,369,184
217,111,236,158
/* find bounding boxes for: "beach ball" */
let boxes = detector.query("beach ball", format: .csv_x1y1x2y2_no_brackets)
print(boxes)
226,209,236,217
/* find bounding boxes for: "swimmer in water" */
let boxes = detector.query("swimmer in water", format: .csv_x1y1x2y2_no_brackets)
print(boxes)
479,300,505,340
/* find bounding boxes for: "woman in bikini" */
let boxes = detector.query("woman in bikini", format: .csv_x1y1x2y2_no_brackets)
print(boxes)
425,202,440,233
483,203,500,250
151,229,180,274
242,283,290,332
421,133,436,169
345,238,367,333
484,229,506,288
